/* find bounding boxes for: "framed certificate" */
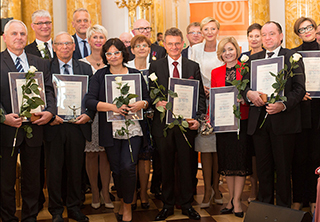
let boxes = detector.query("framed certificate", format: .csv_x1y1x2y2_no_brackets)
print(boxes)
166,77,199,124
52,74,88,121
105,73,143,122
209,86,238,133
251,56,284,99
299,51,320,98
8,72,46,119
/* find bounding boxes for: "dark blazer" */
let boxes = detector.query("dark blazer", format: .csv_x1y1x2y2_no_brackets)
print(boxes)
181,46,189,58
128,43,166,62
242,47,306,135
292,40,320,129
72,33,83,60
0,49,56,147
149,56,206,138
84,66,151,148
44,57,93,142
211,62,250,120
25,40,56,59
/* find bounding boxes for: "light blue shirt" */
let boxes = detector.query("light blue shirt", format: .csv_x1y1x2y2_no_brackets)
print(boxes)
58,59,73,75
75,34,91,58
8,49,29,72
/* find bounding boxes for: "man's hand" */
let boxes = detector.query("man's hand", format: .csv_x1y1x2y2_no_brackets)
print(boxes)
237,97,245,105
4,113,23,128
113,104,129,116
187,119,200,130
247,90,265,107
266,102,285,115
156,101,167,109
74,114,91,124
302,92,311,101
32,111,53,125
50,115,63,126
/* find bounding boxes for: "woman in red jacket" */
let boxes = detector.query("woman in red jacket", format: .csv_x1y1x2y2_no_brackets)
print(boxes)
211,37,252,218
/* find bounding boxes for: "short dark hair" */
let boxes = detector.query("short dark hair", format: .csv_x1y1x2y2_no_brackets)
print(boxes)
101,38,129,66
130,35,151,48
247,23,262,36
293,17,317,36
157,32,163,37
264,21,283,34
164,27,183,42
187,22,201,33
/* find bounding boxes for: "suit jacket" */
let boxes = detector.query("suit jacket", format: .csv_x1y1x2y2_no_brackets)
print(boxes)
0,49,56,147
128,43,166,62
72,33,83,60
149,56,206,138
25,40,56,59
211,62,250,120
181,46,189,59
84,66,151,148
242,47,306,135
44,57,93,142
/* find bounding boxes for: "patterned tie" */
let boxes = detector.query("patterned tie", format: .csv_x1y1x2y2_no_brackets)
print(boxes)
267,52,275,58
82,40,88,57
15,57,25,72
63,64,70,74
172,61,179,78
44,42,51,58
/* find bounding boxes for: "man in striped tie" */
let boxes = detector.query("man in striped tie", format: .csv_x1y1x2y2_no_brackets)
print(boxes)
0,19,56,222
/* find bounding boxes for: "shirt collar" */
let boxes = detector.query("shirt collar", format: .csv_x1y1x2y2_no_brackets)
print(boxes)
75,33,88,43
7,49,27,64
167,54,182,65
266,45,281,57
58,58,73,70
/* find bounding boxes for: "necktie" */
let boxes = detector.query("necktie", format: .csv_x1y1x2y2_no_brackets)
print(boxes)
172,61,179,78
82,40,88,58
267,52,274,58
44,42,51,58
63,64,70,74
15,57,24,72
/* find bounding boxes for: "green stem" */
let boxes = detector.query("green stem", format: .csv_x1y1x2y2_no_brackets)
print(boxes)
125,117,134,163
259,113,268,129
12,127,19,156
155,81,167,99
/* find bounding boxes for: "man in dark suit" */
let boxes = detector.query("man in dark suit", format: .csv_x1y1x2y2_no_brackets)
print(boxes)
128,19,166,62
25,10,55,59
44,32,93,222
181,22,203,59
0,20,56,222
150,27,206,221
71,8,91,60
242,21,305,208
154,32,163,46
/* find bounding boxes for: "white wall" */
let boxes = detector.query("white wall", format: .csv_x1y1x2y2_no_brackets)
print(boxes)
53,0,68,36
269,0,286,46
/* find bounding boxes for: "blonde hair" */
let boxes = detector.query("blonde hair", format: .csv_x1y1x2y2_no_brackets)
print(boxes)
200,17,220,30
86,24,108,40
217,37,240,62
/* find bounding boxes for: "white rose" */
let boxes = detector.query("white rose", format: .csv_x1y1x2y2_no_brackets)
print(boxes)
37,43,46,51
292,53,302,62
148,73,158,82
115,76,122,84
28,66,38,73
240,54,249,63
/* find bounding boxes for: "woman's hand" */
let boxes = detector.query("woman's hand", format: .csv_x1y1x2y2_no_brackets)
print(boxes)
128,101,145,113
113,104,129,116
237,97,245,105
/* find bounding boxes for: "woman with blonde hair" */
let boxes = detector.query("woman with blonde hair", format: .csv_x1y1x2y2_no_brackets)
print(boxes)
190,17,224,208
211,37,252,218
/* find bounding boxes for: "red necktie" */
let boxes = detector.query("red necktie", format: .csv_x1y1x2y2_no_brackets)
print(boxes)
172,61,179,78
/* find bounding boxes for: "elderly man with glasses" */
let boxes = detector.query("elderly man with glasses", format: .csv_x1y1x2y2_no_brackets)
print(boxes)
128,19,166,62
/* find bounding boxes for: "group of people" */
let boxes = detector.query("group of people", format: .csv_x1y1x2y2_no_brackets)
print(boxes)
0,6,319,222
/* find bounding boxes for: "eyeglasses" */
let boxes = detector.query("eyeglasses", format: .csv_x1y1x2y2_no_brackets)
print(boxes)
54,42,73,46
33,21,52,26
298,24,314,34
134,27,152,32
166,42,182,48
105,51,122,58
135,44,149,49
188,31,201,35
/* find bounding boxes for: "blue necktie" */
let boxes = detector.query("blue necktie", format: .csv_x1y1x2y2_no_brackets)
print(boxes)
15,57,25,72
63,64,70,74
82,40,88,58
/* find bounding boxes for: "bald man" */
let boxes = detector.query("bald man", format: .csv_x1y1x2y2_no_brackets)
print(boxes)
119,32,133,48
128,19,166,62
